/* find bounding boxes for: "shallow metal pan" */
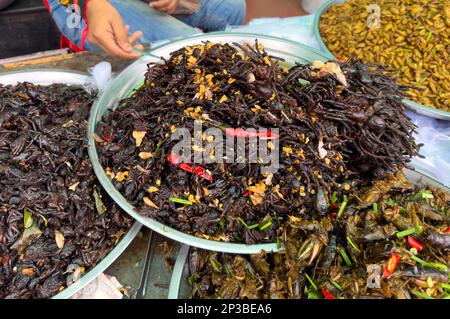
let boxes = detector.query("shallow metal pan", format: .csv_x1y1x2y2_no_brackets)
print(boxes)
0,69,142,299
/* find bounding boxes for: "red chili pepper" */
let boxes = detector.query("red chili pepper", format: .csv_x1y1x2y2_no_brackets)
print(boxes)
103,135,111,142
167,154,213,182
407,236,423,252
444,226,450,233
321,288,336,299
330,203,339,209
382,253,401,278
329,212,337,217
225,128,280,139
243,191,249,197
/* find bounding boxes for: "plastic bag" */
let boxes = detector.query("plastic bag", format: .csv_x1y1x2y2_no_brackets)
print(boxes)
84,61,113,92
406,111,450,187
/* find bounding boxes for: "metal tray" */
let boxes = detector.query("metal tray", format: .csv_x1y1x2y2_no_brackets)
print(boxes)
313,0,450,121
168,168,450,299
0,69,142,299
88,32,332,255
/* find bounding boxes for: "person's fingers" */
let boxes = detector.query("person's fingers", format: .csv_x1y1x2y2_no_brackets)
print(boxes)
96,33,141,59
159,3,176,14
150,1,175,14
159,6,172,13
150,0,171,10
128,30,143,45
109,14,132,52
123,25,143,49
166,4,177,14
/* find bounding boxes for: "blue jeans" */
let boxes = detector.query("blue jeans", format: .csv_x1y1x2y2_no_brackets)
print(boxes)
46,0,246,50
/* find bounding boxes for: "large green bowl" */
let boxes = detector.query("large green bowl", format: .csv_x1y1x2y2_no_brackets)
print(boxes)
313,0,450,121
87,32,332,254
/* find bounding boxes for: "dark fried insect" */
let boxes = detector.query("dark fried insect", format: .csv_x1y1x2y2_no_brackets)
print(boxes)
426,232,450,251
96,41,420,245
0,83,132,299
187,174,449,300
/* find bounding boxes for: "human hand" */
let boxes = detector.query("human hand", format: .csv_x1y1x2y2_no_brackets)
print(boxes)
86,0,144,59
149,0,180,15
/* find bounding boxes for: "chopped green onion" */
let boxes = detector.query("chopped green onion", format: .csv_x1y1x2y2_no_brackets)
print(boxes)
238,217,248,228
346,236,361,254
259,220,272,231
330,281,343,292
23,209,33,229
307,289,320,299
428,263,448,271
153,140,163,156
410,255,448,272
426,31,432,43
415,223,423,234
411,290,434,299
331,192,338,204
237,217,259,230
169,197,192,205
441,283,450,291
337,195,348,218
372,202,378,213
127,81,145,98
426,276,434,288
410,254,427,266
276,237,282,249
338,247,352,266
408,190,434,201
387,198,395,207
407,194,420,201
298,78,310,86
396,227,416,238
304,273,318,290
